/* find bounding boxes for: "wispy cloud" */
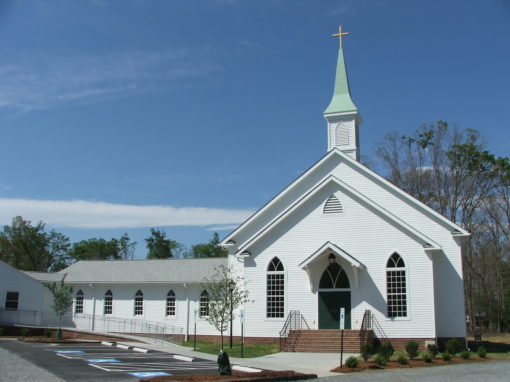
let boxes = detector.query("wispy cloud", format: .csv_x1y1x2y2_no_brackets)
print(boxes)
206,225,240,232
0,48,219,112
0,198,253,229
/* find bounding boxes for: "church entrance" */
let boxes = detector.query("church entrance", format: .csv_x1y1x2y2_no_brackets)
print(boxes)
318,261,351,329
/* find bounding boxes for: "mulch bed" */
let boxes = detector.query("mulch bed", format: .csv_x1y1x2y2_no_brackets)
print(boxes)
142,371,317,382
331,356,493,373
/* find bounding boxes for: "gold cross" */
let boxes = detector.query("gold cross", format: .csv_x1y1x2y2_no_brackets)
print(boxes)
332,25,349,49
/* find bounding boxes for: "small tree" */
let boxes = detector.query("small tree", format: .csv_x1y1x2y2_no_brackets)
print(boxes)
201,265,249,351
46,280,73,339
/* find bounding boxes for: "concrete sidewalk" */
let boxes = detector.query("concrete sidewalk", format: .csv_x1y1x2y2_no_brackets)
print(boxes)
115,336,353,377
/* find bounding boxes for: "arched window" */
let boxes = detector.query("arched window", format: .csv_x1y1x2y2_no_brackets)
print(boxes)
199,290,209,317
324,194,343,214
166,290,176,316
267,257,284,318
134,290,144,316
386,253,407,317
319,261,349,289
104,290,113,315
335,122,349,146
75,290,84,314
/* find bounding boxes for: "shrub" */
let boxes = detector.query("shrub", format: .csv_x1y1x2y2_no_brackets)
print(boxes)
20,328,30,337
397,353,409,365
427,344,439,357
378,342,394,361
477,346,487,358
360,343,374,362
442,351,452,361
460,350,471,360
44,328,52,338
0,327,4,336
421,352,433,363
445,339,461,356
405,340,420,359
374,353,387,366
345,356,359,368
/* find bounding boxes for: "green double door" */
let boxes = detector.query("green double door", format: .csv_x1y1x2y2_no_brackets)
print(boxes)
318,291,351,329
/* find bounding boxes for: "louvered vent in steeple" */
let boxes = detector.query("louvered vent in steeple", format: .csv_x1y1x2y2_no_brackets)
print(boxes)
323,194,343,214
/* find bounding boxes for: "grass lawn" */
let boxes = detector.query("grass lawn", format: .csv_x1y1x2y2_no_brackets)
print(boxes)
181,340,280,358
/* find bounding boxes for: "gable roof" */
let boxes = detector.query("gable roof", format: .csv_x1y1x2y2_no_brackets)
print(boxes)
299,241,366,270
222,148,468,250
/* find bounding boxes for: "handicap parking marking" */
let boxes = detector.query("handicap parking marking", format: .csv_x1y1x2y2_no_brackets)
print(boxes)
128,371,172,378
54,350,85,354
84,358,122,363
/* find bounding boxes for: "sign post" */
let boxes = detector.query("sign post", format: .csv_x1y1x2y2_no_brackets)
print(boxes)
240,309,245,358
339,307,345,368
193,309,197,351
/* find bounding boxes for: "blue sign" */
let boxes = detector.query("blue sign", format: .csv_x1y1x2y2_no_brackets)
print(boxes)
340,307,345,330
128,372,172,378
55,350,84,354
84,358,121,363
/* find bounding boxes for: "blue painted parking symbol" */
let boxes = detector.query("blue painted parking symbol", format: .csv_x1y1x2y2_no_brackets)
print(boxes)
128,371,172,378
84,358,121,363
55,350,85,354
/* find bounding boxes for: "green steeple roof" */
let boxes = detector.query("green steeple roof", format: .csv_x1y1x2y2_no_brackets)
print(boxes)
324,49,358,115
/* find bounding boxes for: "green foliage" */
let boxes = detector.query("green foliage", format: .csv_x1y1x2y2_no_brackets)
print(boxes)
20,328,30,337
145,228,183,259
445,339,461,355
377,342,394,361
0,216,70,272
477,346,487,358
182,340,278,358
46,280,73,336
442,351,452,361
44,328,52,338
0,327,4,336
427,344,439,357
191,233,228,258
405,340,420,359
345,356,359,368
421,352,433,363
70,237,121,261
118,233,137,260
374,353,387,366
397,353,409,365
460,350,471,359
201,265,249,350
360,343,374,362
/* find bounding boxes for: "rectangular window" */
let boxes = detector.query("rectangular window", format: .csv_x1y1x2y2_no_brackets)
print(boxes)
387,270,407,317
5,291,19,310
166,298,176,316
104,296,112,315
267,273,284,318
134,296,143,315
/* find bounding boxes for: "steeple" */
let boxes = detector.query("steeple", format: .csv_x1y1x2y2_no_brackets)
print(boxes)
324,26,362,161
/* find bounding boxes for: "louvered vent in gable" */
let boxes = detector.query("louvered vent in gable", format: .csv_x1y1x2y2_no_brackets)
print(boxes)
323,194,343,214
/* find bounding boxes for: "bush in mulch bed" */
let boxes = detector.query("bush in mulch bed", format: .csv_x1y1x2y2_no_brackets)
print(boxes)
141,371,317,382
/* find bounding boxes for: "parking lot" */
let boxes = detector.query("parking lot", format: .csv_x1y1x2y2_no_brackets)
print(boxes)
0,340,221,381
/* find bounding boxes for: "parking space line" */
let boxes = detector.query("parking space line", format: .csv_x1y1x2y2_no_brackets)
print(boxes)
89,363,111,372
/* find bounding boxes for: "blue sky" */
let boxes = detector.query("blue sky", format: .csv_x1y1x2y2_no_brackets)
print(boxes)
1,0,509,258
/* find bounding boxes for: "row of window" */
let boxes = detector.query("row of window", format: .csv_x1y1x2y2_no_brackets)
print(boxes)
264,252,408,319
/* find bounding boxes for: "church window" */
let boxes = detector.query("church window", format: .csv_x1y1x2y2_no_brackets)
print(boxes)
319,262,349,289
267,257,284,318
199,290,209,317
386,253,407,318
104,290,113,315
75,290,84,314
166,290,176,316
5,291,19,310
324,194,343,214
335,123,349,146
134,290,144,316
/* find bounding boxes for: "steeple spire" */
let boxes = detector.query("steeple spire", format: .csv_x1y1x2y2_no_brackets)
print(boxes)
323,26,361,160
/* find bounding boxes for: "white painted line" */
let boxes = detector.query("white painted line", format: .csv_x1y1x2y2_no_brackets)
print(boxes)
101,341,115,346
88,363,111,372
116,343,131,350
132,347,150,353
172,355,194,362
232,365,262,373
56,354,73,359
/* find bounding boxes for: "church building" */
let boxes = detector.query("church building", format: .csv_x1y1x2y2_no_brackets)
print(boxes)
1,29,468,350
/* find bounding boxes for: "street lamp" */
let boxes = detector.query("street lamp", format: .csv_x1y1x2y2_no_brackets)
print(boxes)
229,279,235,349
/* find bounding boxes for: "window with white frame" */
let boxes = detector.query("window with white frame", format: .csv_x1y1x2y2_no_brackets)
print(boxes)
166,290,176,316
267,257,285,318
75,290,84,314
5,291,19,310
386,253,407,318
104,290,113,315
134,290,143,316
199,290,209,317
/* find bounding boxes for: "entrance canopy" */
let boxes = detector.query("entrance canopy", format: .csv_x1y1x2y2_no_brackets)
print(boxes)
299,241,366,292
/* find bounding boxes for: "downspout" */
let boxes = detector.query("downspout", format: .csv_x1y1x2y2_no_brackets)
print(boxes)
184,283,189,341
90,284,96,331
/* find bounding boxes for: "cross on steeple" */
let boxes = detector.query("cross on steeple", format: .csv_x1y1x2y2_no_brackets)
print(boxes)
332,26,349,49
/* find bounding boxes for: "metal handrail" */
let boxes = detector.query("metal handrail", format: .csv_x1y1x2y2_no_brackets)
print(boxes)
279,310,310,351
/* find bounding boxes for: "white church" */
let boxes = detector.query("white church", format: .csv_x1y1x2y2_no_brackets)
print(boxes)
0,32,468,351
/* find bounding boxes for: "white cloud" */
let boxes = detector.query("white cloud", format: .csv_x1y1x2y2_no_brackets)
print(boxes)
205,224,241,232
0,48,219,112
0,198,253,229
